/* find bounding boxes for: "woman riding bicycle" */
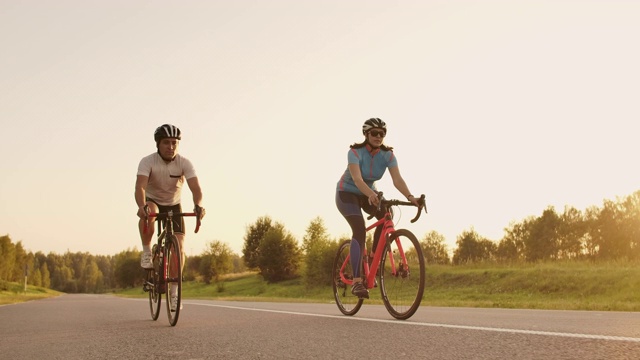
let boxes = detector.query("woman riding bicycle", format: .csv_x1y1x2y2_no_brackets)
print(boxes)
335,118,420,299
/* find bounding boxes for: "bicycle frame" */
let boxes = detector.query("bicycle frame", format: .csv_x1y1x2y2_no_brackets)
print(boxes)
338,194,426,290
338,212,396,290
145,210,201,237
148,211,200,287
332,193,427,320
142,209,201,326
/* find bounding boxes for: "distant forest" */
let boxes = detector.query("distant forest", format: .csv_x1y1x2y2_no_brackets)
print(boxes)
2,190,638,293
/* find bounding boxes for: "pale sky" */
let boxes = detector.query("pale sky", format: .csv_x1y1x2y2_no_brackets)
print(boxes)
1,0,639,257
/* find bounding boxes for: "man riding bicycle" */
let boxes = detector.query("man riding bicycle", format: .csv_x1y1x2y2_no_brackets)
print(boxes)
135,124,205,311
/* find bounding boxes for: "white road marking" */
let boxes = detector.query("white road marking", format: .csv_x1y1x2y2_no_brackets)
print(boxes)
129,298,640,343
191,301,640,343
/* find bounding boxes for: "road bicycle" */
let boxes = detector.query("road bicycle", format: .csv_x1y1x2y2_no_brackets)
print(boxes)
332,193,427,320
142,208,201,326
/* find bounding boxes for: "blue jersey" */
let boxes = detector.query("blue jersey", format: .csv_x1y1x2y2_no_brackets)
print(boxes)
337,145,398,195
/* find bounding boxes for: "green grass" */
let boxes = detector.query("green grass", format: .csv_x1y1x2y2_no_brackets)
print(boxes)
118,272,339,303
0,281,62,305
114,261,640,311
5,261,640,311
423,261,640,311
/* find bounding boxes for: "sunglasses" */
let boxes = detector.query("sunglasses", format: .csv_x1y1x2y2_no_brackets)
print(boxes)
369,130,386,138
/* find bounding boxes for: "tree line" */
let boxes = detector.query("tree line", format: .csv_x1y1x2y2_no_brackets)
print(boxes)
452,190,640,264
0,238,247,294
1,190,638,293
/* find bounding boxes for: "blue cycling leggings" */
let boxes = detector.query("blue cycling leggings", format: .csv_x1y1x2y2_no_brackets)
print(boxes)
335,191,384,278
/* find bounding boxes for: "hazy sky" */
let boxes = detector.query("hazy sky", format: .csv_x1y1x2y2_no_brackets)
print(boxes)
1,0,639,257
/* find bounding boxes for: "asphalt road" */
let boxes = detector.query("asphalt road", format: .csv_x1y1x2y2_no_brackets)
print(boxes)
1,294,639,359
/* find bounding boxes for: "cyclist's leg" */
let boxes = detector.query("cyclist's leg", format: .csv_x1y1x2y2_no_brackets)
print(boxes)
336,191,369,298
139,200,159,268
138,200,159,243
169,208,186,308
172,207,186,273
361,201,385,258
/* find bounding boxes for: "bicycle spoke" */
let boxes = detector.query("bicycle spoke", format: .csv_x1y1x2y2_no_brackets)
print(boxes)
147,246,161,321
332,240,363,316
380,229,425,320
165,235,182,326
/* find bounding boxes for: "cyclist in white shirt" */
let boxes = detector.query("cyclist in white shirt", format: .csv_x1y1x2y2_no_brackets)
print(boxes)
135,124,205,310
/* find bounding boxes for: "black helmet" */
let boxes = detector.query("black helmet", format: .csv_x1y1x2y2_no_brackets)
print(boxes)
362,118,387,135
154,124,181,143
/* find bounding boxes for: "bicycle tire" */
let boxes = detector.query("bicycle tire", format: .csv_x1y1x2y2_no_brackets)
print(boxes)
332,239,364,316
165,235,182,326
380,229,425,320
147,245,161,321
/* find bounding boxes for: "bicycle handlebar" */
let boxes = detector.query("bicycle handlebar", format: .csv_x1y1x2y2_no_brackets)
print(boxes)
367,192,428,223
143,211,201,234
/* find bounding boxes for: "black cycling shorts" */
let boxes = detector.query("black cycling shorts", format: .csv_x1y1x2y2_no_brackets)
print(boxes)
146,198,185,234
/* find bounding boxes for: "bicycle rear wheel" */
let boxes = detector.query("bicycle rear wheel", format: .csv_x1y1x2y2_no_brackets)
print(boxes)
147,246,162,321
165,235,182,326
380,229,425,320
332,240,363,316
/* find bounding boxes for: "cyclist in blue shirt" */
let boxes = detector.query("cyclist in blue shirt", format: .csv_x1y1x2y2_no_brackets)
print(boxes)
336,118,420,299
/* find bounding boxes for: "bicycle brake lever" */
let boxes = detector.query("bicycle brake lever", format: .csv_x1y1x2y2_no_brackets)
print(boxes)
410,195,427,223
367,192,384,220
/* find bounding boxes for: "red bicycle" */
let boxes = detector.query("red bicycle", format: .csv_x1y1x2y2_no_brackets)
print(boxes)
332,193,427,320
142,209,200,326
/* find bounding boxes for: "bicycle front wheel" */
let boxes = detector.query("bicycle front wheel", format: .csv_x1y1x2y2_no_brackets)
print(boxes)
147,259,161,320
332,240,363,316
380,229,425,320
165,235,182,326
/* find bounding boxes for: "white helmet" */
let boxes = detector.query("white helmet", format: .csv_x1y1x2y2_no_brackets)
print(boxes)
154,124,181,143
362,118,387,135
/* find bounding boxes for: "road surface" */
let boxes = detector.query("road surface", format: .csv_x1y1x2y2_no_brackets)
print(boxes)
1,294,639,359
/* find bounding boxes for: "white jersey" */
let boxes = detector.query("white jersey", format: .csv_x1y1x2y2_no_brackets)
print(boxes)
137,153,197,206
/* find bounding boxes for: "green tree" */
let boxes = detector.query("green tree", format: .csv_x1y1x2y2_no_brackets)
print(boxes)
114,249,144,288
583,206,601,258
40,262,51,288
80,260,105,293
452,229,495,264
257,223,300,282
242,216,273,269
557,206,586,259
302,217,337,286
95,255,115,290
231,253,247,273
525,207,560,262
26,252,42,287
591,197,636,260
200,240,233,284
184,255,202,281
32,268,43,287
620,191,640,260
497,219,531,262
420,231,450,265
47,253,75,291
0,235,17,281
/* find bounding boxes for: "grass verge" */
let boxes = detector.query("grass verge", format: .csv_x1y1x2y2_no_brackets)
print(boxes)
5,261,640,311
0,281,62,305
116,261,640,311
